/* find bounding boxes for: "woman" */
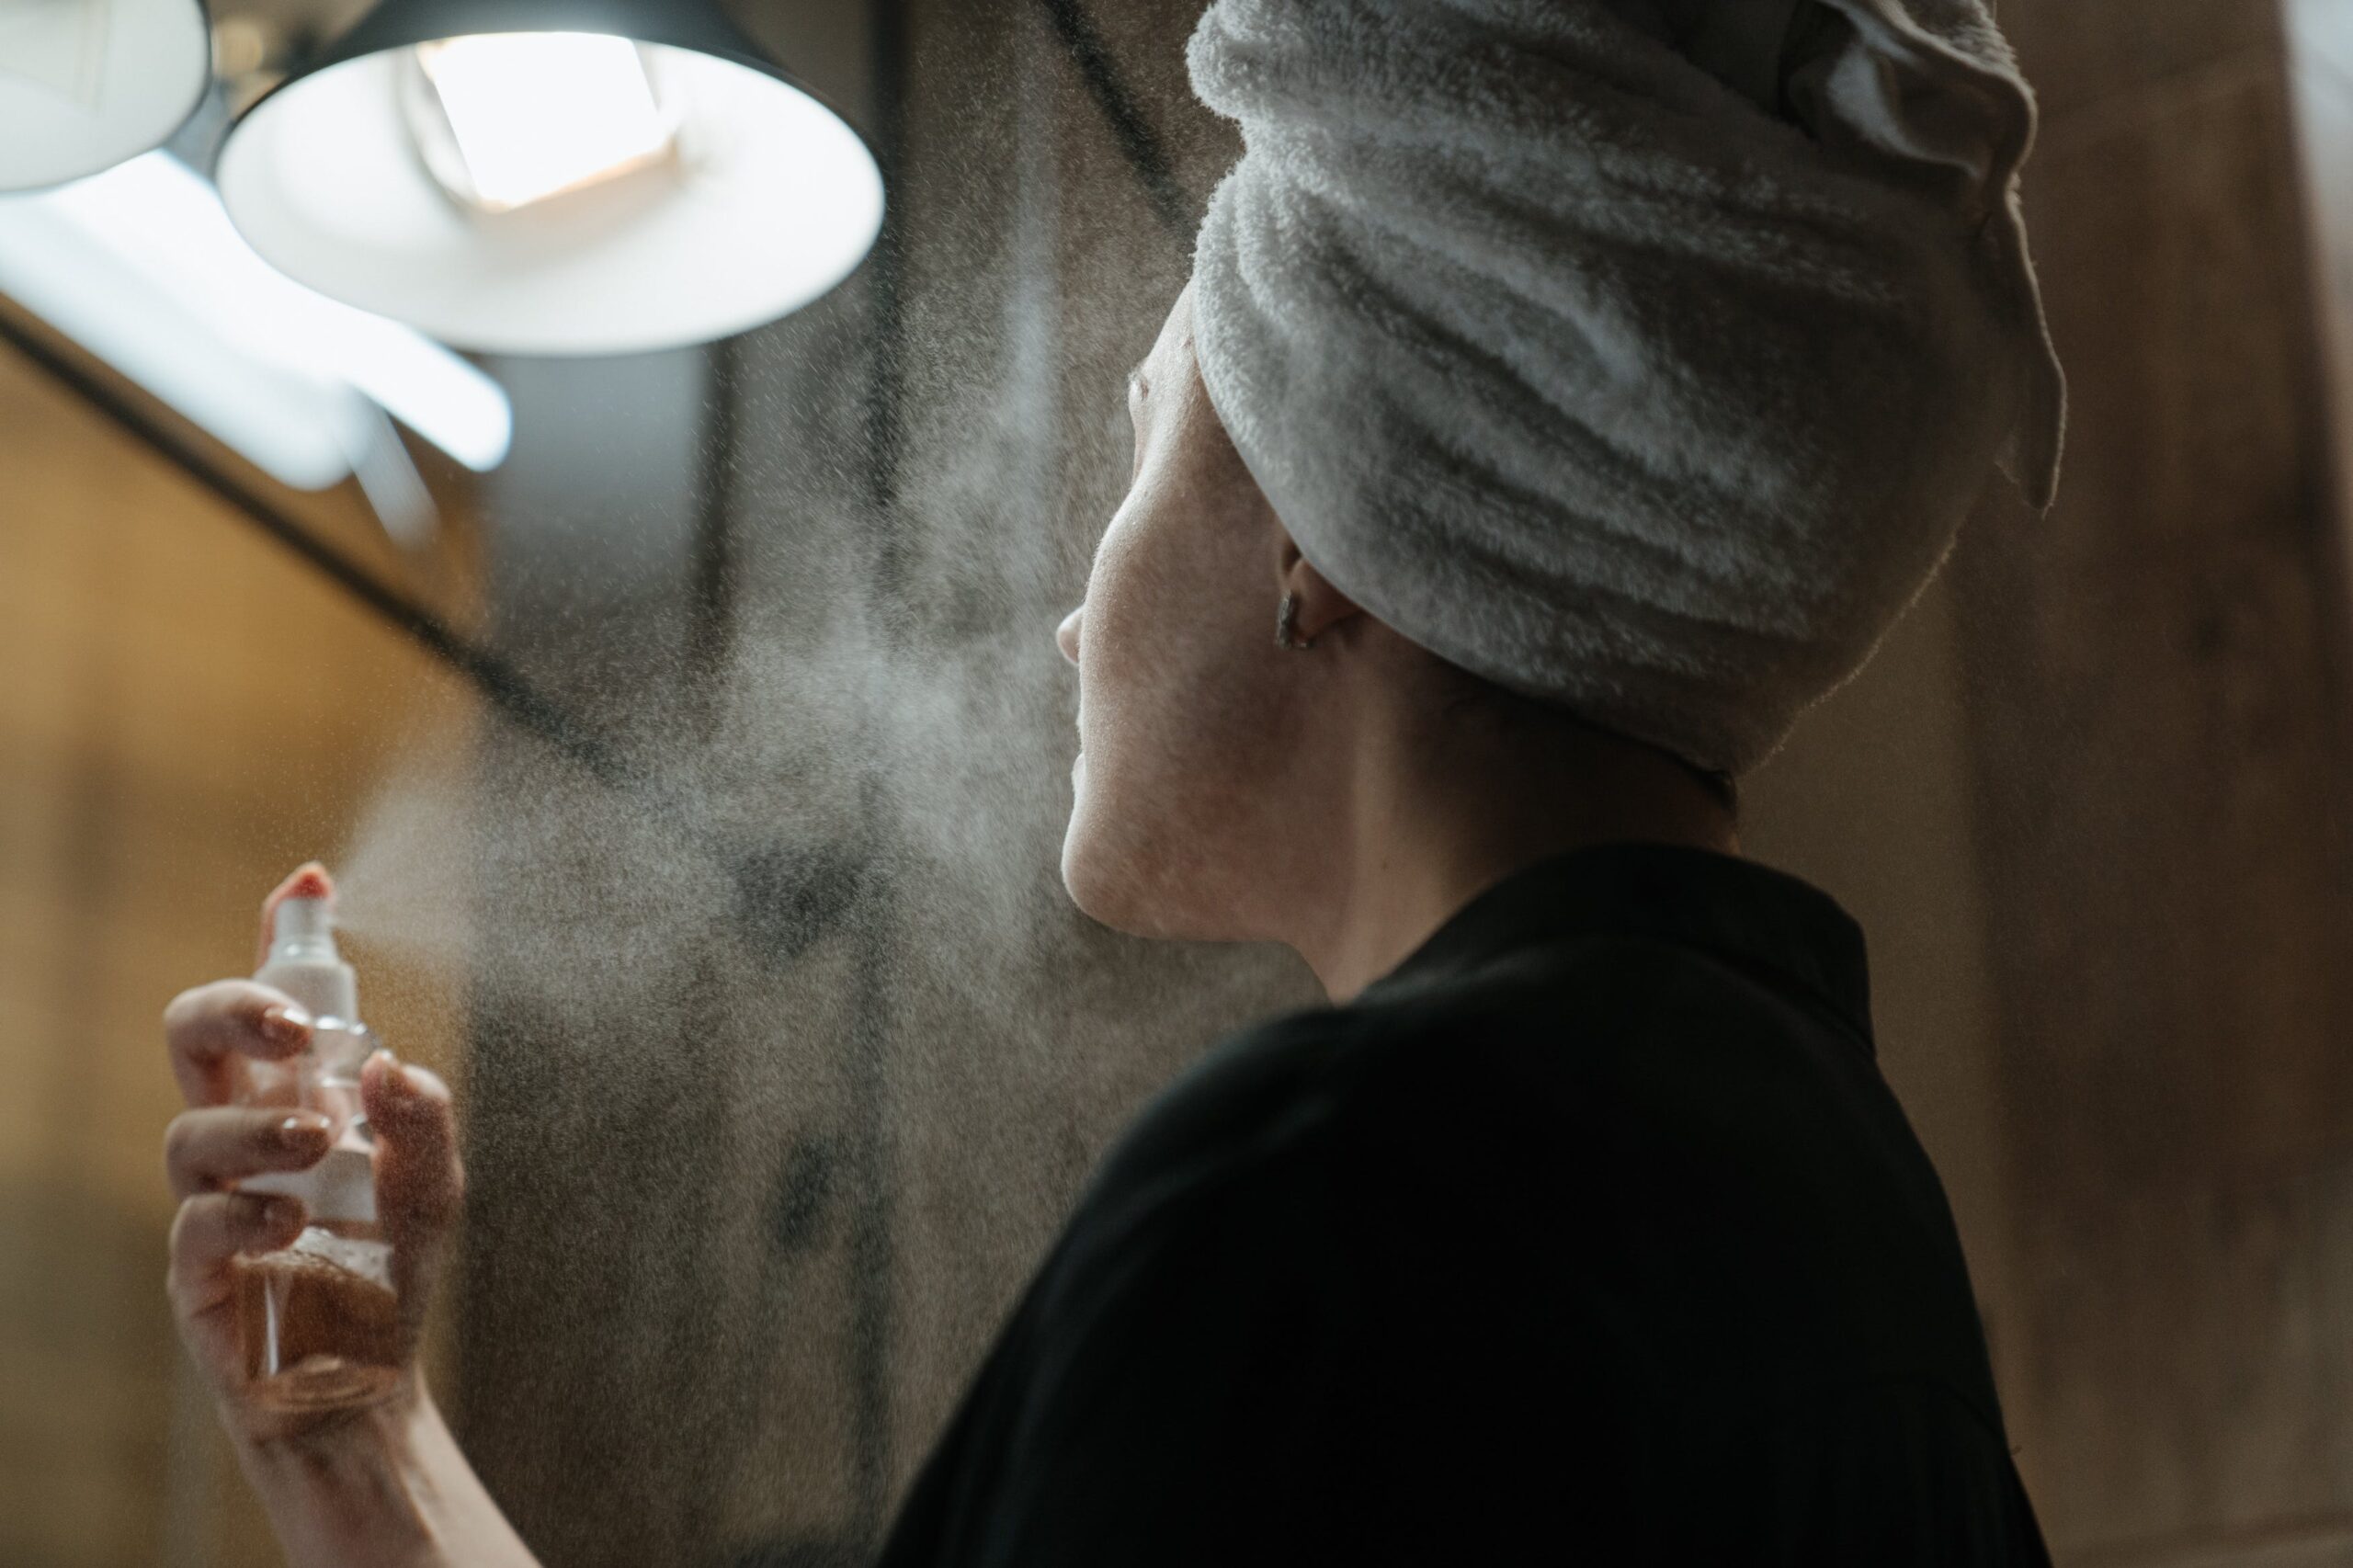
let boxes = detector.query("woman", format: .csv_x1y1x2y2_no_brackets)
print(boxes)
162,0,2064,1562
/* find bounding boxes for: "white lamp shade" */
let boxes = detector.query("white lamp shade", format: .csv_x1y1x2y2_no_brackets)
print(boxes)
0,0,213,191
217,31,884,355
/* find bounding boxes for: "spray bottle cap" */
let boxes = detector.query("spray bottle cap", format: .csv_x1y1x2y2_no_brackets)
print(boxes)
260,894,359,1026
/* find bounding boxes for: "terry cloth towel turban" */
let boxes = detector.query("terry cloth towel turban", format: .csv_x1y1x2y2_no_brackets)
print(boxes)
1187,0,2066,776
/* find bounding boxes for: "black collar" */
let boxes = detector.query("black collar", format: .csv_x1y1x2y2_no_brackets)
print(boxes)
1362,841,1877,1056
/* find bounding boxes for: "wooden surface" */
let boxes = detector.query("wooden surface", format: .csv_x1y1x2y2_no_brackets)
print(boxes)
0,340,478,1567
1950,1,2353,1561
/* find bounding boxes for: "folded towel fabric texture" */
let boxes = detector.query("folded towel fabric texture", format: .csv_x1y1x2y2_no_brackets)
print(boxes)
1187,0,2065,776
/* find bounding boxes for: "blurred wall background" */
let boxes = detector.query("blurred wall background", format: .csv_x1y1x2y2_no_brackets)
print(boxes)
6,1,2353,1565
0,329,480,1562
1961,3,2353,1558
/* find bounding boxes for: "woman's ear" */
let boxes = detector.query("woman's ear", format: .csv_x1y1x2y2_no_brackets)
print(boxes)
1279,542,1363,644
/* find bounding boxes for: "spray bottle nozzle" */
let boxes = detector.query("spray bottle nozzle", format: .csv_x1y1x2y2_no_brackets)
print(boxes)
263,892,358,1028
272,893,336,952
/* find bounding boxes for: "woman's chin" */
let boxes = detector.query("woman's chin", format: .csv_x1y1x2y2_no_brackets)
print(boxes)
1063,808,1167,939
1059,812,1122,929
1064,839,1237,948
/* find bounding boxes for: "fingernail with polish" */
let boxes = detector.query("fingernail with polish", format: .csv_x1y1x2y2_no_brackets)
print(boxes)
260,1004,313,1044
277,1114,328,1149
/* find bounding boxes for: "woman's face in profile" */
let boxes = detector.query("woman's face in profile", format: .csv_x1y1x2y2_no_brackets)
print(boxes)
1055,283,1298,943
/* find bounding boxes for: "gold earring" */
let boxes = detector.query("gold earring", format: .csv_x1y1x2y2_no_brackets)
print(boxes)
1276,592,1316,652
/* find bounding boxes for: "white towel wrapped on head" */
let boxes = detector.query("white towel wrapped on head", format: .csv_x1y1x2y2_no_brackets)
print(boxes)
1187,0,2065,777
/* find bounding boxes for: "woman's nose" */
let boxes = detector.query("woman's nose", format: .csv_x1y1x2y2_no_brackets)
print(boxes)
1056,606,1083,668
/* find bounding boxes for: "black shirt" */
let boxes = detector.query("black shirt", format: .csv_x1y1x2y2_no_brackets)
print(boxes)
877,843,2052,1565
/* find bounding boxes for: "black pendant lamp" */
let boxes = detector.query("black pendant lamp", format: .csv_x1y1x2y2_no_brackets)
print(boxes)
215,0,883,355
0,0,213,190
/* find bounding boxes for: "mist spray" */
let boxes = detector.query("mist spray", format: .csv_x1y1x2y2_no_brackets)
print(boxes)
234,892,403,1412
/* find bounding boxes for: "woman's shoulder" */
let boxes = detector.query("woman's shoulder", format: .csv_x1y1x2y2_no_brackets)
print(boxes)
1083,926,1902,1251
1069,938,1677,1236
1082,927,1750,1196
1068,1001,1358,1240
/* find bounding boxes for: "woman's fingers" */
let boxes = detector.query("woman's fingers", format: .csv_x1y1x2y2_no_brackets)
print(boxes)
366,1052,463,1236
165,1107,332,1199
162,980,313,1107
363,1051,464,1330
256,862,333,971
167,1190,306,1316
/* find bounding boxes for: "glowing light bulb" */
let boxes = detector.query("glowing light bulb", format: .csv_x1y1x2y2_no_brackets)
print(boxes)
217,3,884,354
412,33,674,214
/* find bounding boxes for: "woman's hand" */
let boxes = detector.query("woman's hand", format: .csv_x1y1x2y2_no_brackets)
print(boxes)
162,863,463,1443
160,866,537,1567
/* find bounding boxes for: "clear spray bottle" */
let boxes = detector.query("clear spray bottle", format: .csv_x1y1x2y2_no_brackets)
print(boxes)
234,891,404,1413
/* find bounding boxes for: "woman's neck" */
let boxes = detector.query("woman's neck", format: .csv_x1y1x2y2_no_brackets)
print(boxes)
1290,712,1739,1003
